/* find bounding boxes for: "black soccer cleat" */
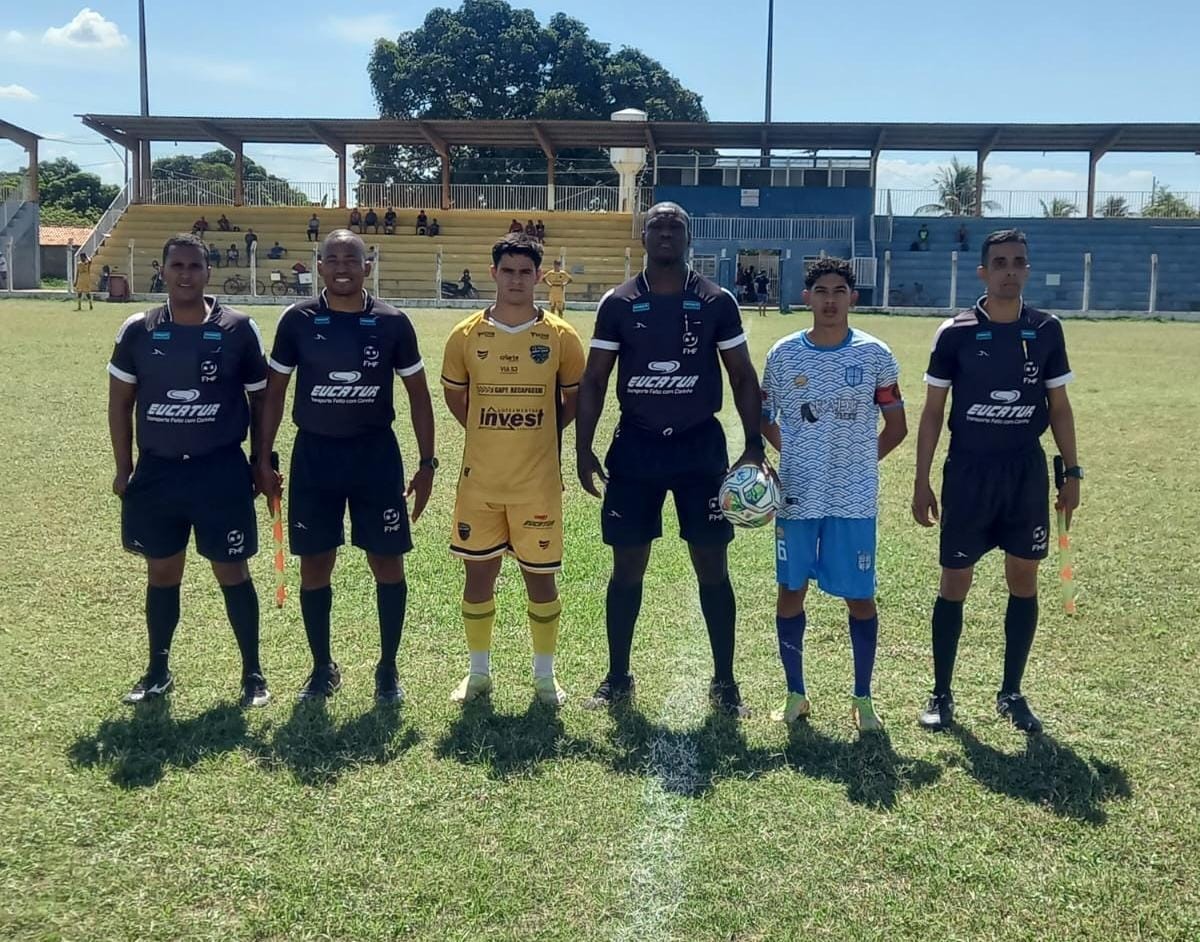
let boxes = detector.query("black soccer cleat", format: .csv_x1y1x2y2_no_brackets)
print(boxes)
581,673,636,710
918,692,956,731
122,671,174,705
298,662,342,701
239,672,271,709
997,692,1043,734
374,662,405,706
709,677,751,718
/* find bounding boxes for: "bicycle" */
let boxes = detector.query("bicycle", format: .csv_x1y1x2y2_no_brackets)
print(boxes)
270,270,314,297
223,272,266,295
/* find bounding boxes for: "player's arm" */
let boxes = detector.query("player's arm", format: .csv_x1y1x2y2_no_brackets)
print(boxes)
912,385,948,526
575,347,617,497
254,370,290,499
1047,384,1080,525
760,356,782,453
401,368,435,522
108,375,137,497
443,385,469,429
719,342,766,469
875,373,907,461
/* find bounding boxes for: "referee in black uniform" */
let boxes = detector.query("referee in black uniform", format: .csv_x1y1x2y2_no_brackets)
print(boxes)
109,232,271,707
256,229,435,704
912,229,1081,733
575,202,765,715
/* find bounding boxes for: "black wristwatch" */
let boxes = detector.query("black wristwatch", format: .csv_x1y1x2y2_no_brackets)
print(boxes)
419,456,439,471
1064,465,1084,481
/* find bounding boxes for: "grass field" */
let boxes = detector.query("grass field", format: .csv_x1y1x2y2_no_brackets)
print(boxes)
1,297,1198,941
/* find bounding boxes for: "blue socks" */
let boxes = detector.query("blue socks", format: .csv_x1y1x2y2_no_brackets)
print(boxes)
775,612,807,694
848,615,879,698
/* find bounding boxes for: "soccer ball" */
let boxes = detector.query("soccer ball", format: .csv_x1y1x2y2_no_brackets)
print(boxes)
718,465,781,528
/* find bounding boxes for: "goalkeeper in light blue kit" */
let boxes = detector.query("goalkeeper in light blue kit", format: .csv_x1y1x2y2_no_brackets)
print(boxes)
760,257,907,731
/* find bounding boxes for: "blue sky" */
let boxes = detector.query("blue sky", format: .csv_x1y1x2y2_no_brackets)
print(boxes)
3,1,1199,196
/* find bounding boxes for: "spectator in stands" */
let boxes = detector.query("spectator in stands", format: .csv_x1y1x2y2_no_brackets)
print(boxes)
956,224,969,251
208,243,223,268
306,213,320,242
245,228,258,259
384,207,397,234
192,215,210,235
917,223,930,251
754,269,770,317
364,207,379,233
416,210,428,235
460,268,473,292
217,213,239,232
349,206,362,232
149,259,164,293
227,243,240,267
100,264,112,292
267,241,286,260
74,252,93,310
366,245,377,263
508,218,522,234
524,219,536,238
535,219,546,241
428,218,440,237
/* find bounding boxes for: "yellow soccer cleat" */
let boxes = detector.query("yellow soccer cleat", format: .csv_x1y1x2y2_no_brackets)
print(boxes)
852,695,884,732
770,691,812,724
450,672,493,704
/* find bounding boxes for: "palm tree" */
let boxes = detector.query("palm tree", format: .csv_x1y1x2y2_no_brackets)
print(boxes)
1099,196,1129,218
1142,185,1198,218
916,158,1003,216
1040,197,1079,218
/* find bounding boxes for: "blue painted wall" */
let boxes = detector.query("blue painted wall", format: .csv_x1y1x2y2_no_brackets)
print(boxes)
654,185,874,234
878,216,1200,312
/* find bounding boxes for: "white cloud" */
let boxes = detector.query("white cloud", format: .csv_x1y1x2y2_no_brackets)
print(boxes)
324,13,399,45
4,30,24,43
0,84,37,101
187,60,257,84
44,8,128,49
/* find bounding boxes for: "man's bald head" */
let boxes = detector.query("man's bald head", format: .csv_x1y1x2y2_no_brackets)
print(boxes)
320,228,366,261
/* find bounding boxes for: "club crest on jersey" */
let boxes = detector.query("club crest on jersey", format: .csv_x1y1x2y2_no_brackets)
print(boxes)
794,374,808,387
1023,360,1039,384
844,366,863,386
476,350,489,359
362,344,380,367
200,359,219,382
529,344,550,364
681,331,699,354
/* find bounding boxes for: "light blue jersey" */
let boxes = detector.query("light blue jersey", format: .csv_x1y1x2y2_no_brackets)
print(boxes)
762,328,903,520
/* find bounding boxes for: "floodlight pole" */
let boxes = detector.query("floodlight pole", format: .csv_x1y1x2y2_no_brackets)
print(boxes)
138,0,151,196
762,0,774,162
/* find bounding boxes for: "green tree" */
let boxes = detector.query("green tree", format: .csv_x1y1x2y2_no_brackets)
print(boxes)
1040,197,1079,218
1098,196,1129,218
355,0,707,186
151,150,308,205
0,158,119,223
1142,185,1198,218
917,158,1002,216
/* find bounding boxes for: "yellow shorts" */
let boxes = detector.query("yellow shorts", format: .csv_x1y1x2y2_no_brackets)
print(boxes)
450,489,563,573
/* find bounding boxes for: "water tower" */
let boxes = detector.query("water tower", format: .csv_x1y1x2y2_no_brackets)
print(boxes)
609,108,648,215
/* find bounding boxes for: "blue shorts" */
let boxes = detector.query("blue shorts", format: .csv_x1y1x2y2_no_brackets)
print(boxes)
775,517,877,599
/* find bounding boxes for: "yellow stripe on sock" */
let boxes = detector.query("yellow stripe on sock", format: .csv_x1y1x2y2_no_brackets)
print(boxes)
462,599,495,653
528,598,561,656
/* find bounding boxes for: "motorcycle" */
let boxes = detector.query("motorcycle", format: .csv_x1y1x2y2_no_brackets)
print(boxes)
440,281,479,300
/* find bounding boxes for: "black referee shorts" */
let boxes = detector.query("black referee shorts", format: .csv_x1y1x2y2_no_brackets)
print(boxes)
288,427,412,557
939,446,1050,568
121,444,257,562
601,417,733,548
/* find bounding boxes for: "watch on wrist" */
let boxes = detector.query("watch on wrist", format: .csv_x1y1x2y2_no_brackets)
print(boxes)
419,456,439,471
1065,465,1084,481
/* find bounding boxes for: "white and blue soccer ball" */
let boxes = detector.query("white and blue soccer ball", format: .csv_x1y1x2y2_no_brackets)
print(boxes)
718,465,782,528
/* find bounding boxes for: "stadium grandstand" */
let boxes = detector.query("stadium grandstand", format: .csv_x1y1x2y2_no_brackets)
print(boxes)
16,113,1200,312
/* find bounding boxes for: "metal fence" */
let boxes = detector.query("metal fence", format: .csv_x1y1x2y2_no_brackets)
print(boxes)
877,188,1200,218
146,179,338,206
353,183,443,210
75,184,130,265
690,216,855,242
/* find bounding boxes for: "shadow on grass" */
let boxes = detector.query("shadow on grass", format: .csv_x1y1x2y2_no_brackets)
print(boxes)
68,701,254,789
434,696,600,779
604,702,941,808
949,726,1132,825
268,699,421,786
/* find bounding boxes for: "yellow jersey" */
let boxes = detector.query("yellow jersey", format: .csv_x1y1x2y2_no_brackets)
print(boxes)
543,271,572,293
441,308,585,502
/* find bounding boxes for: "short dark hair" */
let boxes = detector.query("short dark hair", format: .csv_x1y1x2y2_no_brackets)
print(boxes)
491,232,543,268
804,256,855,290
981,228,1028,267
161,232,209,265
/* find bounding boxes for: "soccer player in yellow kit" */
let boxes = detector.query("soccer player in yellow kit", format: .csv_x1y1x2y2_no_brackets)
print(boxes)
441,233,585,706
540,258,573,315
